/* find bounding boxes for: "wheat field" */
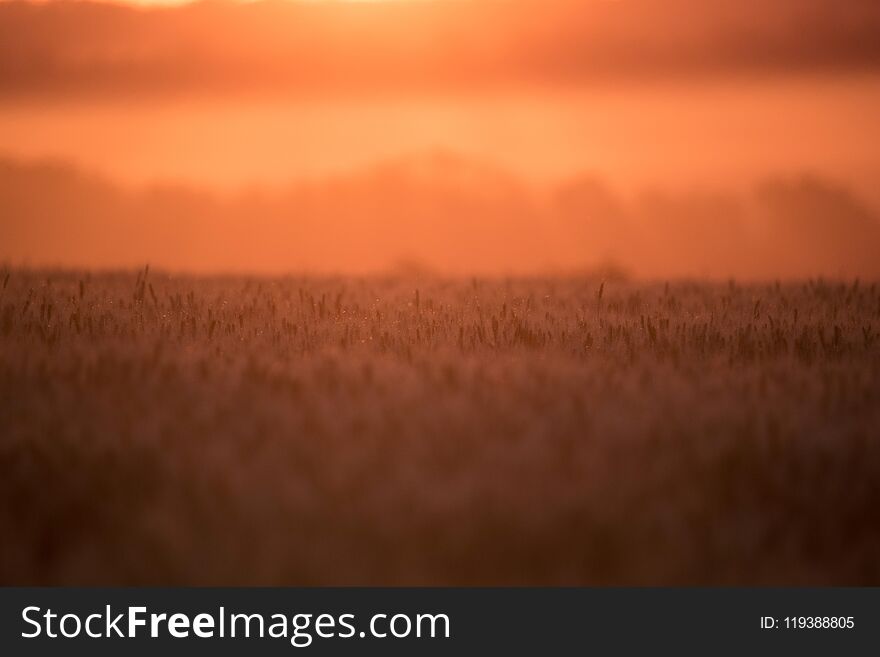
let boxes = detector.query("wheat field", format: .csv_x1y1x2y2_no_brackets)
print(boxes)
1,268,878,585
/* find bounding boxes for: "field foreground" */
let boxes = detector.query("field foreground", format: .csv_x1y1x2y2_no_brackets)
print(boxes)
1,270,879,585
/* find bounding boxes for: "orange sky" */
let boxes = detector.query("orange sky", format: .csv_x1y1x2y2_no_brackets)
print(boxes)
1,0,879,276
3,78,879,198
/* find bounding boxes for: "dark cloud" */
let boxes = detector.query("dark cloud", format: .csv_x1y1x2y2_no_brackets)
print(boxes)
0,0,879,98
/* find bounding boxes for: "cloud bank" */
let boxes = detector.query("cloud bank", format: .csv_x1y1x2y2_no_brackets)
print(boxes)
1,0,879,98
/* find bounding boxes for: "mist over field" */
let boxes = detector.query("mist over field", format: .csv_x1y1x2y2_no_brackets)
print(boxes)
2,155,880,278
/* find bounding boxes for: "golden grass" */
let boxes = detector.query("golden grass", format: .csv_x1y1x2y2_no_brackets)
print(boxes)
1,269,878,584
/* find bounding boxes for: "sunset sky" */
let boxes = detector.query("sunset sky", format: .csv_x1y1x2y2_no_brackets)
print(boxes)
1,0,879,276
